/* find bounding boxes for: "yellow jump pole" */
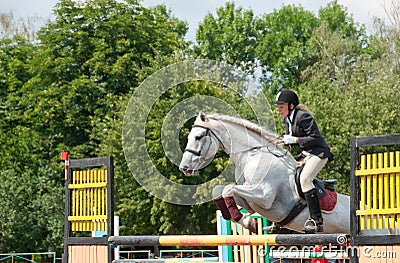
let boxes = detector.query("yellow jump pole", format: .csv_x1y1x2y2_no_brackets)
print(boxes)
109,234,348,247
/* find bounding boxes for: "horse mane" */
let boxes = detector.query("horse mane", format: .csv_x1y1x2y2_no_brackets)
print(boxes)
205,113,281,143
196,112,296,164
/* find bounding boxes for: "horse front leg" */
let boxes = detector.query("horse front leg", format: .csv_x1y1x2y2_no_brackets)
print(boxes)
213,185,257,233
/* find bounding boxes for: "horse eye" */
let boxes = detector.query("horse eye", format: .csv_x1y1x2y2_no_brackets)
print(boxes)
195,135,202,140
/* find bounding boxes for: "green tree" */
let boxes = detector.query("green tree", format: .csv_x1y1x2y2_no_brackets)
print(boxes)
257,4,318,90
0,37,34,129
318,0,365,39
0,36,64,252
0,0,188,253
195,2,261,73
23,0,188,157
0,125,63,252
258,1,365,93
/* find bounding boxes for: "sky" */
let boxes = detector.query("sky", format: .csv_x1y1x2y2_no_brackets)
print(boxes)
0,0,393,40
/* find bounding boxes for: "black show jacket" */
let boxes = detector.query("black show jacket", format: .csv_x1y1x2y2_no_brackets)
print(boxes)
284,108,333,161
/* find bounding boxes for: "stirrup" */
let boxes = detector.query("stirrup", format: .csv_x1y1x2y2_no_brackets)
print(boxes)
303,219,323,233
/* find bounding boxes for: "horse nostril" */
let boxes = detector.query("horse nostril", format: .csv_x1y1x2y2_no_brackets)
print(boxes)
179,165,188,173
179,165,195,176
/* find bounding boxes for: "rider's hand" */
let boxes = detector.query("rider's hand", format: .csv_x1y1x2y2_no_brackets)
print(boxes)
282,135,298,144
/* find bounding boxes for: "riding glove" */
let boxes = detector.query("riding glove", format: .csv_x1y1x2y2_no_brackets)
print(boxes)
283,135,297,144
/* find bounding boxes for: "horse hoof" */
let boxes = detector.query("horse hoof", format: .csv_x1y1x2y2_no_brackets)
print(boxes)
238,214,258,234
248,220,258,234
263,223,280,234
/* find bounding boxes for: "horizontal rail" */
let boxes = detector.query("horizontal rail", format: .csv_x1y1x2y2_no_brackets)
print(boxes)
113,260,223,263
68,215,107,220
68,182,108,189
354,134,400,147
109,234,349,247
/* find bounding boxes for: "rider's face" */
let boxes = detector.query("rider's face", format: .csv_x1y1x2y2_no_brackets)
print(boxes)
277,103,289,118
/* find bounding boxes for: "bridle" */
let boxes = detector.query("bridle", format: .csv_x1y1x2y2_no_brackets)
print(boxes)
183,125,224,157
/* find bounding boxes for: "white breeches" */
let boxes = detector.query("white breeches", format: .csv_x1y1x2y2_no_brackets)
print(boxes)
300,154,328,192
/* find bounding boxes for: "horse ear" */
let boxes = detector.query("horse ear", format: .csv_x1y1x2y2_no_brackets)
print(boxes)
199,112,206,122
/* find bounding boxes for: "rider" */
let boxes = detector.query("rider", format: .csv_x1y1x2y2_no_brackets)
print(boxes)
275,89,333,233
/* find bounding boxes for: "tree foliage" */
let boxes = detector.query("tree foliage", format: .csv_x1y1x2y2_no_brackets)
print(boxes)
195,2,261,73
0,0,188,254
256,4,318,90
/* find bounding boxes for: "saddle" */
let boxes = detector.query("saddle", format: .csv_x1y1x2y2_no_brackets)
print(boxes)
295,166,338,213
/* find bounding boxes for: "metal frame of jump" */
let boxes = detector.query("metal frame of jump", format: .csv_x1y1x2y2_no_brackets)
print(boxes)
350,133,400,263
62,155,114,263
61,133,400,263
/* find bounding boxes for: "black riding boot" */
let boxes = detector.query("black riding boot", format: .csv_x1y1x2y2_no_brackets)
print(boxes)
303,188,323,233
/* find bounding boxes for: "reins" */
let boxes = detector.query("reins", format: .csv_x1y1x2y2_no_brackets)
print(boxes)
190,123,288,158
230,137,289,158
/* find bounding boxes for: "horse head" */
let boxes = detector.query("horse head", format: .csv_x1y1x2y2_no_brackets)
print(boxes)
179,112,220,176
179,112,288,176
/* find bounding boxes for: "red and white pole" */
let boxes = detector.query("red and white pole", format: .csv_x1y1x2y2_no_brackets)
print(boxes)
61,152,69,180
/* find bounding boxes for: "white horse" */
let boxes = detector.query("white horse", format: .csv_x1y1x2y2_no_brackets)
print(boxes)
179,112,350,234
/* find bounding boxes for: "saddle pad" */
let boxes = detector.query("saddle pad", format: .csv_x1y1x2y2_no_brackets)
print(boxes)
320,189,337,213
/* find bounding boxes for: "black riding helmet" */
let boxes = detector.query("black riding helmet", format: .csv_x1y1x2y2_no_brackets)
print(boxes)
275,89,299,107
